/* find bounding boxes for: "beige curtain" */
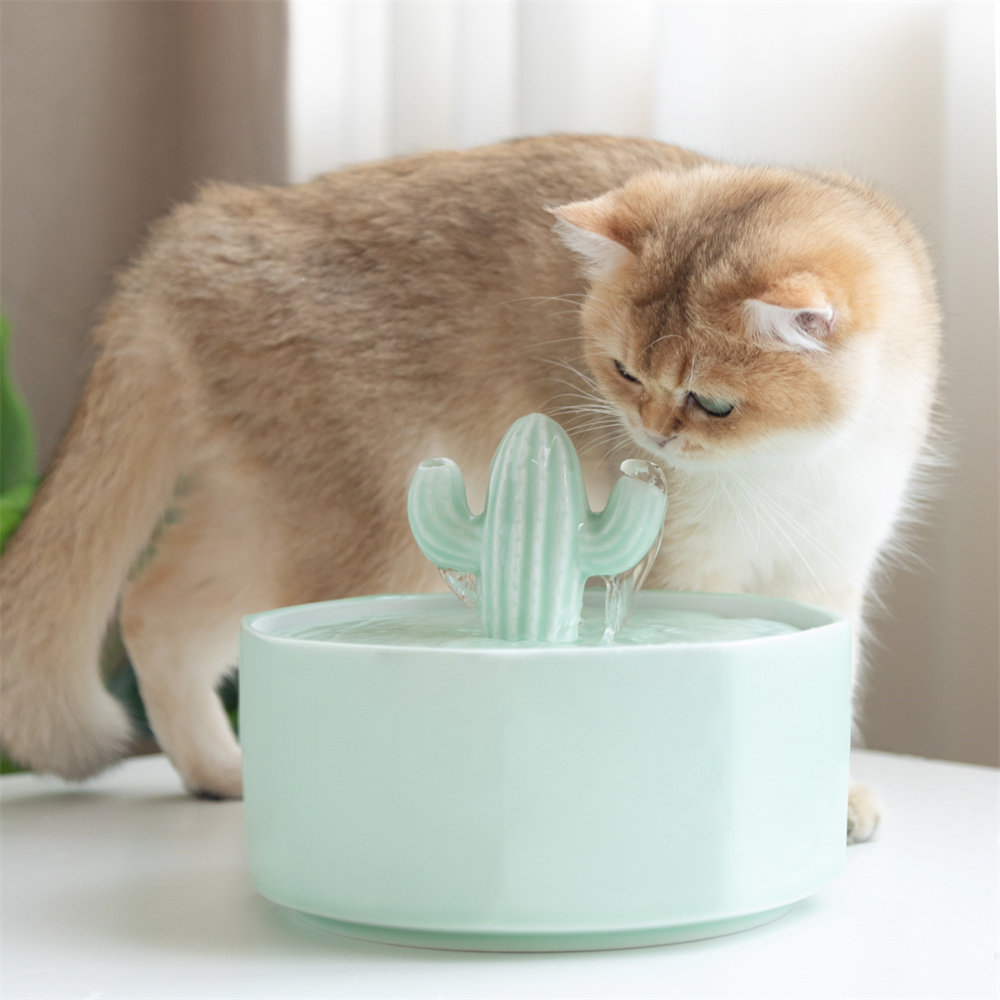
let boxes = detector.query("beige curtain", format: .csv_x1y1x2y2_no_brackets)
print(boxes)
1,0,287,461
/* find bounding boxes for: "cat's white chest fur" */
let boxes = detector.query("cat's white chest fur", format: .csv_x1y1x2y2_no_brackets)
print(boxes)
651,432,919,624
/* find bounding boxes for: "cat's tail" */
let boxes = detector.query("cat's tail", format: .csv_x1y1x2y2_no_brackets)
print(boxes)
0,305,188,779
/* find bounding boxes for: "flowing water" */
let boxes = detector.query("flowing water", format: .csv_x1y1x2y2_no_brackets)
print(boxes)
434,457,671,643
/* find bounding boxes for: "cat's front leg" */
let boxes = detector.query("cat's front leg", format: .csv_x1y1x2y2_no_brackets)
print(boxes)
847,783,881,843
783,585,883,843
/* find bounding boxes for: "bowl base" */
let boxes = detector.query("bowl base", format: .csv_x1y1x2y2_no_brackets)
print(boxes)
292,903,795,953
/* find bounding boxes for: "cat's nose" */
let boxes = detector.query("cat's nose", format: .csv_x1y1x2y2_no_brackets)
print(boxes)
645,431,675,449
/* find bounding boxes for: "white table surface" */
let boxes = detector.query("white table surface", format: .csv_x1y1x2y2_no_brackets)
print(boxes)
1,750,997,1000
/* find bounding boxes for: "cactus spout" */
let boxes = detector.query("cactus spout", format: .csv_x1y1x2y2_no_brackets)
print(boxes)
408,414,667,643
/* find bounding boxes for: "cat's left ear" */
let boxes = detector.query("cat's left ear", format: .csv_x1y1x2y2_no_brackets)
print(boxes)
549,196,637,279
743,277,838,353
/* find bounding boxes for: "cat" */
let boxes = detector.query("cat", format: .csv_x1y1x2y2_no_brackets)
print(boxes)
0,135,940,842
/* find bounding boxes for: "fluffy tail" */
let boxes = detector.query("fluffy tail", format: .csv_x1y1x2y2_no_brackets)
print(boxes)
0,319,186,778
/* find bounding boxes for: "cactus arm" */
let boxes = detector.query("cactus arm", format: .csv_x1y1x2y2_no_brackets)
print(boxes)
580,460,667,576
407,458,483,574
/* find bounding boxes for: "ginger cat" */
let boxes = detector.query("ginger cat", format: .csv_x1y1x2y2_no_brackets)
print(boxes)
0,136,940,841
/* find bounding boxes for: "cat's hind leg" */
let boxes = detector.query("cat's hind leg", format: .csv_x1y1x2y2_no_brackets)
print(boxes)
119,468,281,799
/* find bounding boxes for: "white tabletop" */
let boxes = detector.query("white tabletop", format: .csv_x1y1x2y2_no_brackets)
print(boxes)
2,750,997,1000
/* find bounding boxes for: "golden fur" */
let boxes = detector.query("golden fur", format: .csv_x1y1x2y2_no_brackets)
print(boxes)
0,136,940,840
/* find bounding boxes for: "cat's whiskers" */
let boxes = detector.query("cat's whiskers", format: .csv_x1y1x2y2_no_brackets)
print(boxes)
540,354,627,450
540,359,605,408
548,403,623,441
500,292,588,308
530,334,588,351
722,470,764,551
550,415,619,445
725,468,845,593
641,332,684,359
503,292,621,331
545,379,604,404
542,362,624,421
716,475,766,569
544,381,609,416
573,411,628,438
547,403,617,425
497,297,591,331
700,472,721,511
579,430,633,464
735,466,841,533
585,425,641,469
686,344,708,390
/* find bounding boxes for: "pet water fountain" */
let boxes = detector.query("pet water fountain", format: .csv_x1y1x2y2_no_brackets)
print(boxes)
240,414,850,951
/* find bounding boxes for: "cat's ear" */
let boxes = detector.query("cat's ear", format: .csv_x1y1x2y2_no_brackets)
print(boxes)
743,277,837,352
549,196,636,279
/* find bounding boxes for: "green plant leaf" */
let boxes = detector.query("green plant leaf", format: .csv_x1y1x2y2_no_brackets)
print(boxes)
0,480,35,553
0,314,38,494
0,753,22,776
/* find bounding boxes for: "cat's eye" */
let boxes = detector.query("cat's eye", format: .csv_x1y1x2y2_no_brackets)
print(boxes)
614,359,641,384
689,392,734,418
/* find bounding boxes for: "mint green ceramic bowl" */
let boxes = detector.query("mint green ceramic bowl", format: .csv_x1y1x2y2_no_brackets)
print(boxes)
240,589,850,951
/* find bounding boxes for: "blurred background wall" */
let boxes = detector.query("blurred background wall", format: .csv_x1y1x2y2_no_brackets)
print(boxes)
2,0,996,767
1,0,286,457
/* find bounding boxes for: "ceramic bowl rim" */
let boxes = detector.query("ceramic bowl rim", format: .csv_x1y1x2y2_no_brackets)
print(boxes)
241,589,847,657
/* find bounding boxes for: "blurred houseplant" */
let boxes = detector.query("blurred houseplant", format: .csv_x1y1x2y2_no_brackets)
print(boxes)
0,315,37,552
1,314,37,772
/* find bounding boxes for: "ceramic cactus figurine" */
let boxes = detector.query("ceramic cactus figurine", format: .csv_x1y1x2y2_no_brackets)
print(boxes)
408,413,667,642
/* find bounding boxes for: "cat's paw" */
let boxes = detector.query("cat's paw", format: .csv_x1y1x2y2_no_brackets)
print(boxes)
847,782,880,843
180,750,244,801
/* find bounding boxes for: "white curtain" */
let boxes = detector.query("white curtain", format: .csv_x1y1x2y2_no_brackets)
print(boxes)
288,0,665,178
287,0,999,767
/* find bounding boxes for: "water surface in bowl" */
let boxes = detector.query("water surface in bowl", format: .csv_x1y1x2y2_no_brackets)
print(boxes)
287,604,799,649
